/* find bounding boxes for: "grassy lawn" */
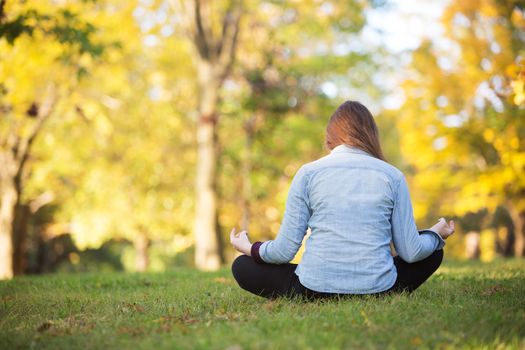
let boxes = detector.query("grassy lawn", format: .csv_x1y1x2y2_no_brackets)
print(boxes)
1,259,524,349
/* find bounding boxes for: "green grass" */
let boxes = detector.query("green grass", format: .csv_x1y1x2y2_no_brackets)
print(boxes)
1,259,524,349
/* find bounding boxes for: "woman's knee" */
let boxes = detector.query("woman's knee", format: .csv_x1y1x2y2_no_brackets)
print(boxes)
231,255,252,283
429,249,444,271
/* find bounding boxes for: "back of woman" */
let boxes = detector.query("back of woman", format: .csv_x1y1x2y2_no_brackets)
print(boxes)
298,146,402,293
230,100,455,299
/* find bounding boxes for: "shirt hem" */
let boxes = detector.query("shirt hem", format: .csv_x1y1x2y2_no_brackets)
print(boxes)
295,269,397,295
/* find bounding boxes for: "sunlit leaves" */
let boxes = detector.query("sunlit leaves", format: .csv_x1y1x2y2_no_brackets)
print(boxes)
398,0,525,243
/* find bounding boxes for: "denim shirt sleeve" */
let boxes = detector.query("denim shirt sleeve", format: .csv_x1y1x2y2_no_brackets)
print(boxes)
259,166,311,264
391,175,445,263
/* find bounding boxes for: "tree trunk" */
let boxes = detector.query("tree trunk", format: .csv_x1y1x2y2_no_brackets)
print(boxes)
194,119,221,270
495,226,514,257
0,86,56,279
0,180,17,279
241,115,255,231
134,233,150,272
515,213,524,257
508,204,525,257
465,231,481,259
12,203,30,275
194,63,222,270
181,0,240,270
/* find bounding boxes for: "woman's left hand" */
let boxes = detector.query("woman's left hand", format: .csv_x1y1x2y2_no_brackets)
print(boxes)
230,227,252,256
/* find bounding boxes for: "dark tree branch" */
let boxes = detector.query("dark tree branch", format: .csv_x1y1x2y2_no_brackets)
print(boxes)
217,5,241,82
14,85,57,175
190,0,241,68
75,105,91,123
194,0,210,58
0,0,6,24
28,191,55,213
1,122,18,153
217,2,240,56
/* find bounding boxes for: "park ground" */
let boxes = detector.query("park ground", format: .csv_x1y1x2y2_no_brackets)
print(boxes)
1,259,524,349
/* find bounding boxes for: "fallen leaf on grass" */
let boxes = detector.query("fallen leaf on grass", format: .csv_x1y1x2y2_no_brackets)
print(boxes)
179,313,198,325
481,284,507,296
214,312,241,321
118,302,146,314
36,321,53,332
36,315,95,336
263,300,281,312
1,295,14,303
156,323,172,333
410,336,423,345
118,326,145,336
213,277,233,285
154,313,199,334
155,313,197,325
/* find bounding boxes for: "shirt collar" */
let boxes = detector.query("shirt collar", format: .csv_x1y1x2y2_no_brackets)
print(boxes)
330,144,370,156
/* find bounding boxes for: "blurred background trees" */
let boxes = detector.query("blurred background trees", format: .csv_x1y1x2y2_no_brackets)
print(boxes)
0,0,113,278
397,0,525,259
0,0,523,278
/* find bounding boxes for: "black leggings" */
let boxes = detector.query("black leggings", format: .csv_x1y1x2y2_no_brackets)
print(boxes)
231,250,443,299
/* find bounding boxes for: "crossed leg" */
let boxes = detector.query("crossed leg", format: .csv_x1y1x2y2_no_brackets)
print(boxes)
231,255,301,299
231,249,444,299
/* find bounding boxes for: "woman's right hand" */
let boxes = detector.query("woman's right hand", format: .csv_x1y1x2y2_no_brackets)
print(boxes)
230,228,253,256
430,218,455,240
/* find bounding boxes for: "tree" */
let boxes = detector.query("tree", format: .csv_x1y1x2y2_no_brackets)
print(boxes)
397,0,525,257
24,0,197,272
168,0,241,270
0,1,106,278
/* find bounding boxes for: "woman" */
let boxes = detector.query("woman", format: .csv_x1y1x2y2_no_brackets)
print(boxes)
230,100,455,299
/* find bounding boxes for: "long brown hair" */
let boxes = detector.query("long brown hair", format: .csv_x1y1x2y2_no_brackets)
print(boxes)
324,100,386,161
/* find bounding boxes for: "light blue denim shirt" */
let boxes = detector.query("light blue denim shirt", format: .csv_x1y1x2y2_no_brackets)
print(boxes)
259,144,445,294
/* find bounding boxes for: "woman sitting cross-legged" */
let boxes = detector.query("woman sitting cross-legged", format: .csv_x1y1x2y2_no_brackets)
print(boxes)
230,100,455,300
